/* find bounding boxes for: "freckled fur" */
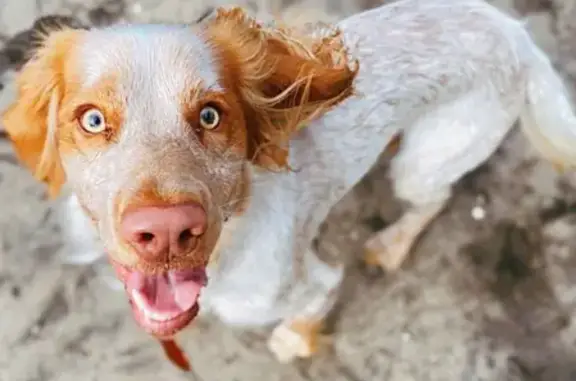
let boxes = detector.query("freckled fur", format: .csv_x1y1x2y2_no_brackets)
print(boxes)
3,0,576,363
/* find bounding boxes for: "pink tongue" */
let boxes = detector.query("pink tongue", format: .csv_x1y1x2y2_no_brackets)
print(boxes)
127,271,204,312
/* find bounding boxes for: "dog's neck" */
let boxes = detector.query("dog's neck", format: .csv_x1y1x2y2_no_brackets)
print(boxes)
207,163,297,272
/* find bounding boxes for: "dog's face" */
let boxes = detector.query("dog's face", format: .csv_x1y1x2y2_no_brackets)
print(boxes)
1,9,356,338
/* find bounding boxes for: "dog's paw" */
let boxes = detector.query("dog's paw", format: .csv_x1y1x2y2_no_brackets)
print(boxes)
363,226,412,272
267,321,328,363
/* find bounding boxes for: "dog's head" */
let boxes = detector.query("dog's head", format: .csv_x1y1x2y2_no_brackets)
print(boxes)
1,8,356,337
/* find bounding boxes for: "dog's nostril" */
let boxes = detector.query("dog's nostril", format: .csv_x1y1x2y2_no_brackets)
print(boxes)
177,229,199,252
178,229,193,245
120,202,207,260
138,232,155,243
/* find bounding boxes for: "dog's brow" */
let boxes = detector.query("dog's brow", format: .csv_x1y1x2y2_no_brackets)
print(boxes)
78,26,221,90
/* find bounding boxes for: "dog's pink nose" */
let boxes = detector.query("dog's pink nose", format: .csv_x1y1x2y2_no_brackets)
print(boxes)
120,203,207,261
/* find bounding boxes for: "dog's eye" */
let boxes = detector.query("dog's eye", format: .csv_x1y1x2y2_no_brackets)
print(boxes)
79,108,106,134
199,106,220,130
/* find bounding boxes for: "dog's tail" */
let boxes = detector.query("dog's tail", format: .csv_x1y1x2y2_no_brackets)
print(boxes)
518,32,576,170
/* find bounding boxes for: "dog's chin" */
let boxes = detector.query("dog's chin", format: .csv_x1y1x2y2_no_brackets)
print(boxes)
109,258,207,338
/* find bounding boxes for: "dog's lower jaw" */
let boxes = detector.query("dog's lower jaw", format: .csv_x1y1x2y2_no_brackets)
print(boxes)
108,258,207,338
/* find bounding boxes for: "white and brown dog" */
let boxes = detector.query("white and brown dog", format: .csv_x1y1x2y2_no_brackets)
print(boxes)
2,0,576,364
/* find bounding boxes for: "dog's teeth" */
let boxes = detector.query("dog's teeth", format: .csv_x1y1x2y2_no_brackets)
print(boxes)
131,289,147,311
148,309,179,322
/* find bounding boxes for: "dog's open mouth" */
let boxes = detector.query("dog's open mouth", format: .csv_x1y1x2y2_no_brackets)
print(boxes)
112,262,207,337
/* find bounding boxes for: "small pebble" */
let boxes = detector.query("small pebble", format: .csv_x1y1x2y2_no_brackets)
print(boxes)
471,206,486,221
402,332,412,342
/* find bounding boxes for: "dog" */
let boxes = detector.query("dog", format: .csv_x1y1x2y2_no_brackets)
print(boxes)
3,0,576,364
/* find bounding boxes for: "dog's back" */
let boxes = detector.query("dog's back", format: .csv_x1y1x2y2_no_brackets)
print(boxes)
288,0,536,220
306,0,576,274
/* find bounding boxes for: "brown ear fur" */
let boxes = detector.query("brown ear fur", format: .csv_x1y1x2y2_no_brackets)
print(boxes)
1,28,82,198
204,7,358,170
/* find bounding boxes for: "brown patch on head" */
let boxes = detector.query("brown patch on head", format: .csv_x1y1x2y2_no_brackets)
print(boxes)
58,74,125,156
167,81,256,221
181,88,248,157
1,27,86,198
202,7,358,170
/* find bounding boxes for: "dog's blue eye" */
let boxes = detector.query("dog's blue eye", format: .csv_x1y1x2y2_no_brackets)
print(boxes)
199,106,220,130
88,114,102,127
80,108,106,134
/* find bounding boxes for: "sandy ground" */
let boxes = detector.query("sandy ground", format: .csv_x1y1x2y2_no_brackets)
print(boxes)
2,0,576,380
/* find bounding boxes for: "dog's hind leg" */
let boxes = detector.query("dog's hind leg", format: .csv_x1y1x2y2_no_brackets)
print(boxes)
364,89,521,272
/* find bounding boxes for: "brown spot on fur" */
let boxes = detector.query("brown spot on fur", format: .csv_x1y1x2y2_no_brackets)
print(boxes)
363,247,383,267
287,319,327,356
231,164,251,215
386,133,403,157
202,7,358,170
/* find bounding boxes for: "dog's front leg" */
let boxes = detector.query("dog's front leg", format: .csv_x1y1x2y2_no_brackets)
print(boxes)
267,247,344,363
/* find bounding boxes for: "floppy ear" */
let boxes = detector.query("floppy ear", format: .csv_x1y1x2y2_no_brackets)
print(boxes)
205,7,358,170
1,27,82,198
